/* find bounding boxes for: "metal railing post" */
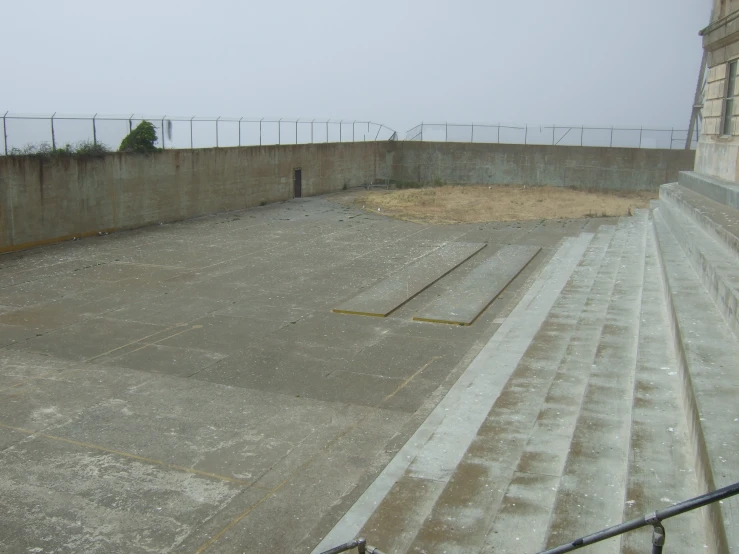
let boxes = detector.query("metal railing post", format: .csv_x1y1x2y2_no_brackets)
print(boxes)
296,118,299,145
497,123,500,143
340,120,343,142
161,116,166,150
610,126,613,147
215,116,220,148
259,118,263,146
93,113,97,145
471,123,474,142
129,114,134,133
445,122,448,141
670,127,674,149
238,117,243,147
639,127,643,148
553,124,555,145
278,118,282,145
311,119,315,143
3,111,8,155
524,124,527,145
580,126,584,146
353,120,356,142
190,116,194,148
326,121,329,143
51,113,56,150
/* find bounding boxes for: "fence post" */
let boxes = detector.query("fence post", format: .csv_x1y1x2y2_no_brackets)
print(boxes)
581,126,584,146
238,117,243,147
610,126,613,147
296,119,299,145
326,121,329,143
446,122,448,142
260,118,263,146
553,124,555,145
278,118,282,145
471,123,474,143
639,127,643,148
340,120,343,142
353,120,356,142
3,111,8,155
497,124,500,143
93,113,97,145
51,113,56,150
524,124,527,145
190,116,194,148
215,117,220,148
311,119,314,143
162,116,166,150
670,127,674,149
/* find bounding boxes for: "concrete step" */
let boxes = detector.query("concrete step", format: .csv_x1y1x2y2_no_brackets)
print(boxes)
621,217,705,554
475,221,632,554
653,208,739,554
542,211,648,554
658,189,739,338
395,223,625,554
679,171,739,210
660,183,739,257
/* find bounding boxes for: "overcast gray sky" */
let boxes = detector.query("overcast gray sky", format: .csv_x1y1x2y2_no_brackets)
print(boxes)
1,0,710,136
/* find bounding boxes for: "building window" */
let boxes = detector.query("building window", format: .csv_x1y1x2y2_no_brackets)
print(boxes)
722,60,737,135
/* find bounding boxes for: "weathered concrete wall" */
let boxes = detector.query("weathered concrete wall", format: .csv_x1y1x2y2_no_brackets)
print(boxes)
387,142,695,191
1,141,695,253
0,142,388,252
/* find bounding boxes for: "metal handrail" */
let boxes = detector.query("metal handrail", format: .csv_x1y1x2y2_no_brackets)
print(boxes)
319,538,385,554
539,481,739,554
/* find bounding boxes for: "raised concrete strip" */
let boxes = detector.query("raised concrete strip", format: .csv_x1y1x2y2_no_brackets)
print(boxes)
659,194,739,338
661,183,739,257
312,232,594,553
679,171,739,210
620,215,705,554
653,209,739,554
332,242,486,317
413,245,541,325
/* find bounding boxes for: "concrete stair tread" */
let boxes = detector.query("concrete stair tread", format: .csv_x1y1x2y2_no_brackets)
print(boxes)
542,211,648,553
679,171,739,210
621,219,705,554
653,208,739,553
478,218,634,554
659,191,739,338
661,182,739,257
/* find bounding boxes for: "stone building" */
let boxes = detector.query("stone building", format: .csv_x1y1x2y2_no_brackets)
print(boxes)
696,0,739,180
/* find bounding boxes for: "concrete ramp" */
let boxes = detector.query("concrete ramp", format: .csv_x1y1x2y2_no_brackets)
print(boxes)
414,245,541,325
333,242,485,317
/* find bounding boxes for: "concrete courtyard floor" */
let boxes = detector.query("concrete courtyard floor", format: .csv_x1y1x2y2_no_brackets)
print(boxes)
0,196,611,554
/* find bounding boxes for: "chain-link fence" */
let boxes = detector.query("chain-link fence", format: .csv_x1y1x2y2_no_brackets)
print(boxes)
0,112,398,155
405,123,699,150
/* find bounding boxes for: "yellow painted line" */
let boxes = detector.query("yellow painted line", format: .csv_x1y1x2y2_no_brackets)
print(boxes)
0,324,203,394
84,323,192,362
412,316,469,326
331,309,386,318
380,356,441,405
0,421,256,487
193,478,290,554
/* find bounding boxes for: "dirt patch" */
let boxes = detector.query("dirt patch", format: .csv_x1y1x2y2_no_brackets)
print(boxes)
332,185,656,224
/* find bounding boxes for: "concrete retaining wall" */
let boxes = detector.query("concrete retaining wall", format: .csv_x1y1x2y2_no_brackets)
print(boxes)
0,142,388,252
0,141,695,252
387,142,695,191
